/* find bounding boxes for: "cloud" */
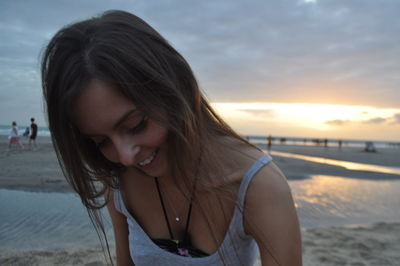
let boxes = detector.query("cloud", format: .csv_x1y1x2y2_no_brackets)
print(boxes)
326,113,400,127
363,117,387,124
237,109,275,118
394,113,400,123
0,0,400,125
325,119,352,126
361,115,400,125
388,113,400,125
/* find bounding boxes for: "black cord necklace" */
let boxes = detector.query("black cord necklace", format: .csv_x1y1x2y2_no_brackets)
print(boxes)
157,182,183,222
154,176,197,256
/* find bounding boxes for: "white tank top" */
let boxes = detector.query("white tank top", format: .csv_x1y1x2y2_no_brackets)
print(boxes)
114,154,272,265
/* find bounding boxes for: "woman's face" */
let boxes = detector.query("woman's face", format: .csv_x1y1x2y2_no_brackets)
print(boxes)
73,79,169,178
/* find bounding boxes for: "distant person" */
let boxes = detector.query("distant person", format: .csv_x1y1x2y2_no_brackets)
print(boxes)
8,121,24,151
364,141,376,153
29,117,38,150
267,135,272,153
312,139,320,146
338,140,342,150
23,127,30,137
41,11,301,265
324,138,328,148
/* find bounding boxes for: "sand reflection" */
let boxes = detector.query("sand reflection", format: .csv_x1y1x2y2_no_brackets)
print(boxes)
271,150,400,175
290,175,400,227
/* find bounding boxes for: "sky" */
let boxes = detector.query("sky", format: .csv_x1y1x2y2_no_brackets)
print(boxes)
0,0,399,141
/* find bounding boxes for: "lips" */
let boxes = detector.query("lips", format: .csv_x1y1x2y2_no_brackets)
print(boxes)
138,149,158,167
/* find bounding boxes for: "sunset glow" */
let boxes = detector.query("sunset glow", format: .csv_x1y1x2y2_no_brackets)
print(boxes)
212,102,400,141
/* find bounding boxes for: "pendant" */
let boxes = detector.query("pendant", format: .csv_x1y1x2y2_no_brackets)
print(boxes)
178,248,192,257
175,217,180,222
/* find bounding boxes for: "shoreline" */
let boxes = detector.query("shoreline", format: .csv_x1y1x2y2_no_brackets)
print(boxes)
1,136,399,194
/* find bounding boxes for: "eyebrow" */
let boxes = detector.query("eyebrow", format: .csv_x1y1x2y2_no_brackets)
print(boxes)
113,108,138,130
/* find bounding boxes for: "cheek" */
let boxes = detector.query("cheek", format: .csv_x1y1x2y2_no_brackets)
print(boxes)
99,146,119,164
147,122,169,146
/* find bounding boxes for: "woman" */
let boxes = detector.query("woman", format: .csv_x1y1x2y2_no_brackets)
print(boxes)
41,10,301,265
8,121,24,150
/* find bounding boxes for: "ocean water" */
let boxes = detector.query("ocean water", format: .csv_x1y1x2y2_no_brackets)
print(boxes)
1,175,400,252
248,135,400,148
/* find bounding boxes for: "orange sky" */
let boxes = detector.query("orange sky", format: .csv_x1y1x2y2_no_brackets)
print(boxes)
0,0,399,142
212,103,400,141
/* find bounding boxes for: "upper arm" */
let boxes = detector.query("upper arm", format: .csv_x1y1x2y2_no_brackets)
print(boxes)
107,190,135,266
244,162,302,266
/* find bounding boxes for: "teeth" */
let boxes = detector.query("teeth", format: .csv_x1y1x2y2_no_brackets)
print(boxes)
139,151,157,166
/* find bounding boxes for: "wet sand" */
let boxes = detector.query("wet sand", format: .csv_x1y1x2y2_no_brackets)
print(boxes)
2,222,400,266
1,136,400,265
2,137,399,193
263,143,400,181
0,249,115,266
0,136,69,192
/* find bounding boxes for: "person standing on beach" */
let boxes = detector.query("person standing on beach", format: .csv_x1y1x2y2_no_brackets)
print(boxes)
23,126,30,138
41,10,302,266
29,117,38,150
267,135,272,153
8,121,24,151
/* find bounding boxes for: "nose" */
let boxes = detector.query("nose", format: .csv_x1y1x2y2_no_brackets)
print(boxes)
115,143,141,167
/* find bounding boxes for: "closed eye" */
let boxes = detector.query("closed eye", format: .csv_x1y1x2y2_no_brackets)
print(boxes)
131,116,148,134
88,115,148,149
93,137,109,148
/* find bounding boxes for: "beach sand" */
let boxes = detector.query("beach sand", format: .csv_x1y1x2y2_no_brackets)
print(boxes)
301,222,400,266
2,223,400,266
0,136,69,192
1,136,400,265
0,249,115,266
0,223,400,266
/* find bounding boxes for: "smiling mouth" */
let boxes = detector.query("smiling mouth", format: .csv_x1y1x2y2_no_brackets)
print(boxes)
138,149,159,167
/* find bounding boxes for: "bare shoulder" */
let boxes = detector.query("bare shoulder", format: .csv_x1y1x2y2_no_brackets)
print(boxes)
244,160,296,230
246,160,292,206
106,188,135,265
244,159,303,266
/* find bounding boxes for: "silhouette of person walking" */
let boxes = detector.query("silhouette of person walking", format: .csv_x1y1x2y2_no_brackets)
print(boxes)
8,121,24,151
29,117,38,150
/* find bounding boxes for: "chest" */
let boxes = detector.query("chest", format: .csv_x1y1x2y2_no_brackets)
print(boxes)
121,178,239,255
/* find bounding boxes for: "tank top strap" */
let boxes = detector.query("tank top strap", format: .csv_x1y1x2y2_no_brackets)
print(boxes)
237,154,272,208
113,188,127,215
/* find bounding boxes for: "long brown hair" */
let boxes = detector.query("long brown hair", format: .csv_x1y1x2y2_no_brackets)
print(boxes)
41,9,259,264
